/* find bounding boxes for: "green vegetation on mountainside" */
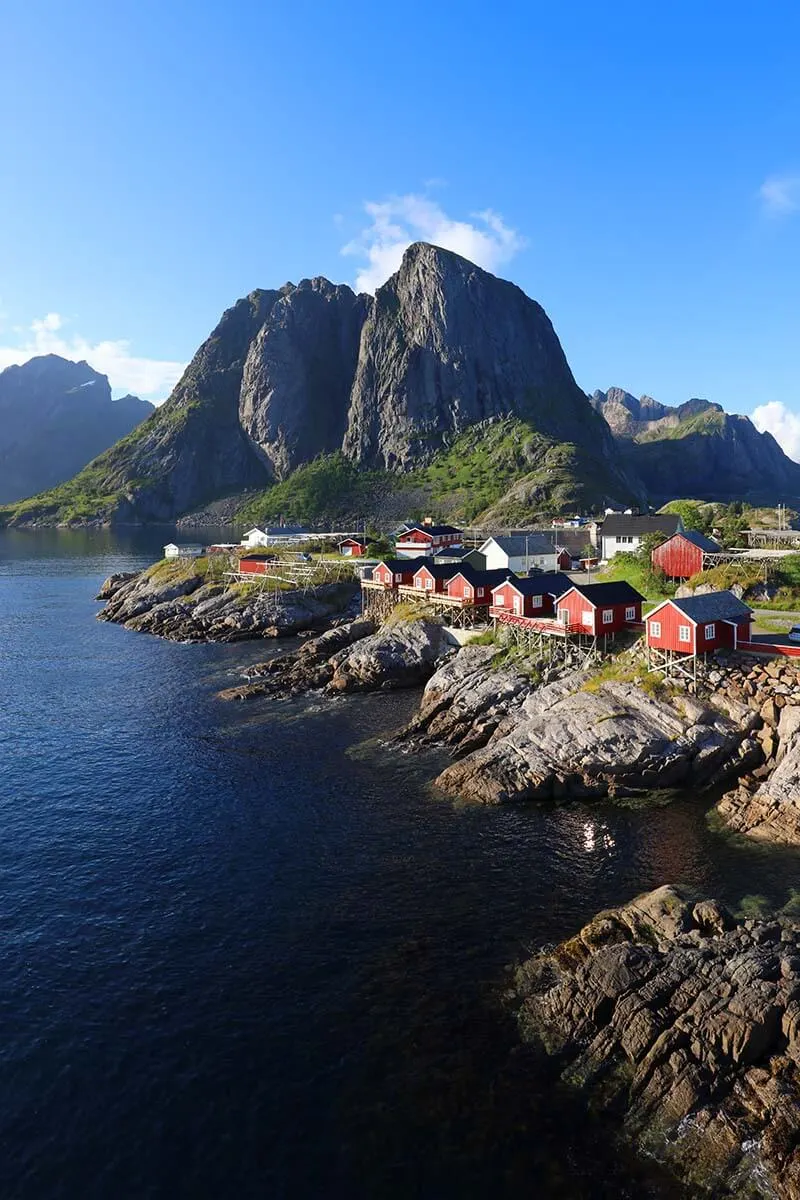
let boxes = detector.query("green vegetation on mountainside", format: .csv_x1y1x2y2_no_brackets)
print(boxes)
235,417,622,528
636,407,727,442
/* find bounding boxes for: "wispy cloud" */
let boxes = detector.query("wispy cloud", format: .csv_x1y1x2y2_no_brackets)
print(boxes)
759,175,800,217
0,313,186,402
342,193,527,293
752,400,800,462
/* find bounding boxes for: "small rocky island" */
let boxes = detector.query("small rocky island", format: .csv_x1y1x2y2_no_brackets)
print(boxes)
514,885,800,1198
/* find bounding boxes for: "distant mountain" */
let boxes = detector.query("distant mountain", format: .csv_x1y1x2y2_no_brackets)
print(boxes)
0,356,153,504
3,245,637,526
591,388,800,504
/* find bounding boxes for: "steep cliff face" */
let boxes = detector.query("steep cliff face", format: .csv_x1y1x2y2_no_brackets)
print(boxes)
239,277,368,478
344,242,617,469
593,387,800,502
0,355,152,503
5,246,636,526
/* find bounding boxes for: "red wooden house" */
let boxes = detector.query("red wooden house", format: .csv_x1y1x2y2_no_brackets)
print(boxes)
555,547,573,571
556,581,644,635
410,562,461,594
651,531,722,580
370,557,428,588
444,567,518,605
238,553,277,575
646,592,752,654
490,573,572,618
338,537,366,557
395,523,463,556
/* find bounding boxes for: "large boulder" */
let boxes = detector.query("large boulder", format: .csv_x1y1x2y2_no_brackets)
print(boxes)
327,618,449,692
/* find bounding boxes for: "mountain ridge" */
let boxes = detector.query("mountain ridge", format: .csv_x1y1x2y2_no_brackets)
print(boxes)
591,386,800,503
2,245,637,526
0,355,152,504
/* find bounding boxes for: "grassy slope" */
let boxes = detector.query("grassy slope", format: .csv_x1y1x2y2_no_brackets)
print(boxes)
236,418,627,528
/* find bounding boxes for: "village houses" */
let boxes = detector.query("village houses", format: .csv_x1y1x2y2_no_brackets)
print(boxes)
479,533,560,574
650,530,723,580
599,513,683,561
645,592,753,655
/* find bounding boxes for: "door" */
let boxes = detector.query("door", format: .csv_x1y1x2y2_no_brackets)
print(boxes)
558,607,569,625
513,595,521,615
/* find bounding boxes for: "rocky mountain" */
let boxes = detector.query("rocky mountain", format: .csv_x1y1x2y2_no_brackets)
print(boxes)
592,387,800,503
0,356,152,504
4,245,636,525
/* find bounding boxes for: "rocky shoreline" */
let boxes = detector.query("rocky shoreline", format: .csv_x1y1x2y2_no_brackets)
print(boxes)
513,885,800,1198
96,564,359,642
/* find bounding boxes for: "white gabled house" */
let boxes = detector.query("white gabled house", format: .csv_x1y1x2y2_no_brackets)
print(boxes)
241,528,270,549
163,543,204,559
479,534,558,574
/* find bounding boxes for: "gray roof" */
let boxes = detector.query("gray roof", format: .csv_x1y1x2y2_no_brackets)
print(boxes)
678,530,723,553
495,572,573,597
601,514,681,538
485,533,556,557
569,580,645,605
668,592,753,624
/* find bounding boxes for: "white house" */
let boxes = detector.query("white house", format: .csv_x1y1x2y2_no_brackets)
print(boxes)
599,514,684,561
241,528,270,549
478,534,559,574
163,543,204,559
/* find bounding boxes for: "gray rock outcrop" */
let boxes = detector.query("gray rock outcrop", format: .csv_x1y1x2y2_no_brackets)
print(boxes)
514,885,800,1198
432,674,756,804
97,562,357,642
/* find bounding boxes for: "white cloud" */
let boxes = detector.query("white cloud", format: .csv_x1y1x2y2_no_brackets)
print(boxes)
752,401,800,462
0,313,186,402
759,175,800,217
342,193,527,292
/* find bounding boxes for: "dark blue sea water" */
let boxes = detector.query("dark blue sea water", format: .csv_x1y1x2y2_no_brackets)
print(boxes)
3,528,800,1199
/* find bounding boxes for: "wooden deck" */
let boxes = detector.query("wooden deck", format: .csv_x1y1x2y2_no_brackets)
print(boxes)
489,609,582,636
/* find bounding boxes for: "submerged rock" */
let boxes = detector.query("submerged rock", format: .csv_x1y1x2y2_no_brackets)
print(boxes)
514,886,800,1198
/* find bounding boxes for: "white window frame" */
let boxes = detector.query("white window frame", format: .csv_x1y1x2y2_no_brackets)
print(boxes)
582,609,593,626
650,620,662,638
415,578,423,588
625,606,636,621
393,573,401,583
495,593,506,607
531,594,543,608
602,609,614,625
464,586,472,599
476,587,484,597
425,578,433,590
704,623,716,640
679,624,692,644
513,595,521,615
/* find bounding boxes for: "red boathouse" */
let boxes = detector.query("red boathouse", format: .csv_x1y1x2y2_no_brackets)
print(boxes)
444,567,518,606
556,581,644,635
338,537,366,557
410,563,461,594
651,531,722,580
490,573,573,618
646,592,753,654
238,554,277,575
370,557,428,588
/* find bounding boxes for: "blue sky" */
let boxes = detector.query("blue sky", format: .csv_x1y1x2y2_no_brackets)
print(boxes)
2,0,800,454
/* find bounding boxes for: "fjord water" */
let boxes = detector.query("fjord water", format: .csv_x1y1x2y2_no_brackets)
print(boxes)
3,531,800,1199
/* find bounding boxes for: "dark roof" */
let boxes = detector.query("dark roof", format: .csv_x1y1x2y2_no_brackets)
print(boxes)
483,533,555,556
400,524,462,538
414,562,462,580
568,580,645,606
339,536,366,546
448,566,517,588
375,556,430,573
240,553,277,561
432,545,474,560
667,592,753,624
676,530,722,553
601,514,681,537
493,572,573,597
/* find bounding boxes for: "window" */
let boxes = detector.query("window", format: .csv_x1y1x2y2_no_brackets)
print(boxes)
679,625,691,643
495,594,506,606
602,609,614,625
650,620,662,638
704,623,716,640
625,606,636,621
477,587,484,597
415,578,423,588
393,573,400,583
582,610,593,626
425,578,433,590
464,587,472,598
513,596,521,614
617,535,633,544
531,595,542,607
